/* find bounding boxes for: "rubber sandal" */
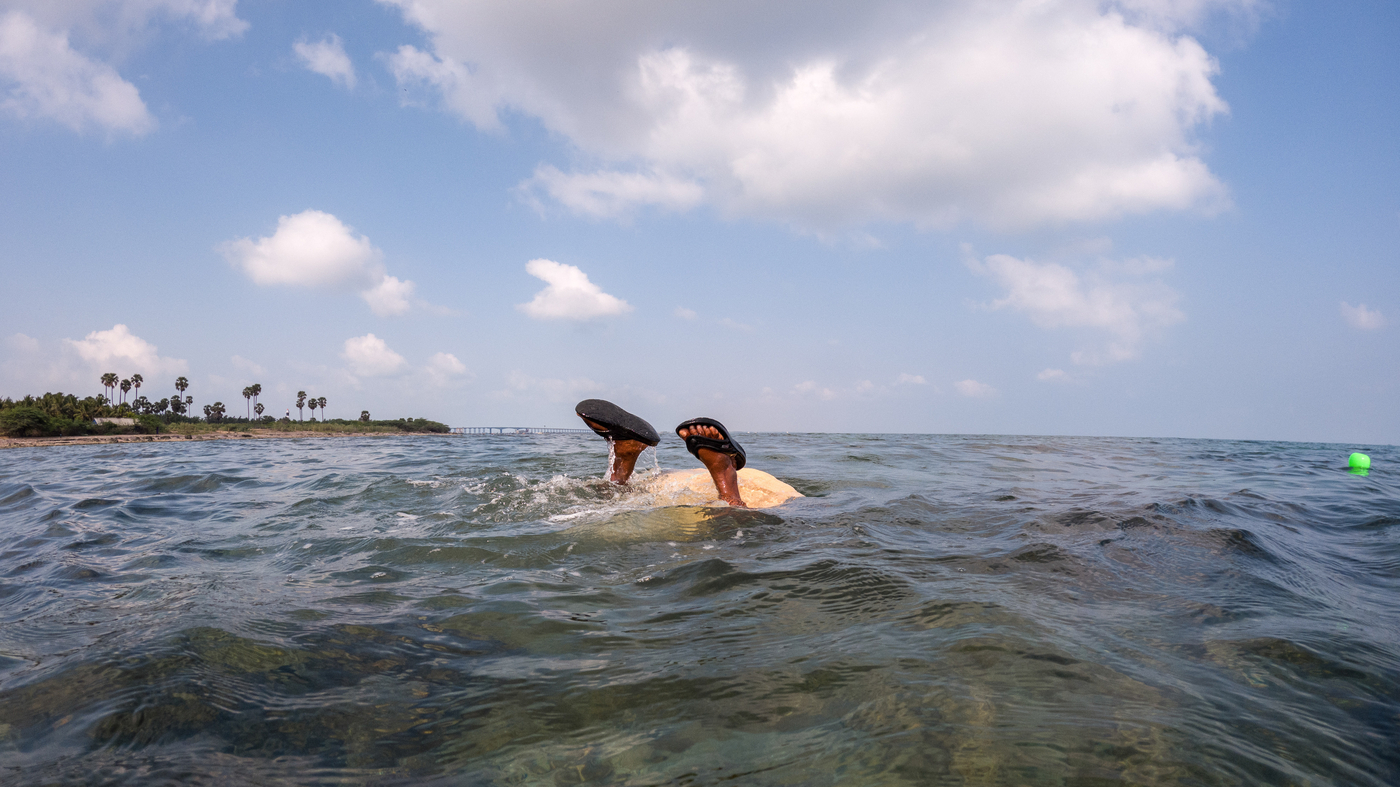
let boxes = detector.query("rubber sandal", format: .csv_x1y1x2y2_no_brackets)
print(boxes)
675,417,746,471
575,399,660,446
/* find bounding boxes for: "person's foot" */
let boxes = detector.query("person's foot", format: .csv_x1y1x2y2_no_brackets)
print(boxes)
581,417,647,484
676,423,746,507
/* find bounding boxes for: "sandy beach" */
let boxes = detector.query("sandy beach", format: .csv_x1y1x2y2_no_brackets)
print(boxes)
0,429,457,450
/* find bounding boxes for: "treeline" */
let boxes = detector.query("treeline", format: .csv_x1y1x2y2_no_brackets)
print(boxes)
0,392,165,437
0,392,448,438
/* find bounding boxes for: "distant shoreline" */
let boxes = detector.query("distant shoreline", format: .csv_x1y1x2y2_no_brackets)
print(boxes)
0,429,458,451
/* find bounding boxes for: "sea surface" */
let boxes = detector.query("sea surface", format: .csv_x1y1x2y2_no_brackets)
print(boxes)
0,433,1397,786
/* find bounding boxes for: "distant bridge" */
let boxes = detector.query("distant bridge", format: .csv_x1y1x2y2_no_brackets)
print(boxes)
451,427,593,435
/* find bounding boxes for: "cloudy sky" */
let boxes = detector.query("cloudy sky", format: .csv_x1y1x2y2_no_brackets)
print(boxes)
1,0,1396,443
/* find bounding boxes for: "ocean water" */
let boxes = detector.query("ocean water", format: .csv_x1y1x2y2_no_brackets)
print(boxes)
0,433,1396,786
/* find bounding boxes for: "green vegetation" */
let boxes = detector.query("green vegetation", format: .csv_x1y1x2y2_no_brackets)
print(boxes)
0,393,165,438
0,373,449,439
161,418,450,436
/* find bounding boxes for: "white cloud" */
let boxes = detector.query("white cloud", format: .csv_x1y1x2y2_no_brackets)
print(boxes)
517,259,632,320
222,210,383,289
63,324,188,379
501,370,602,401
426,351,468,384
222,210,431,317
1037,368,1071,382
895,373,927,386
856,380,876,394
0,2,248,134
0,11,154,135
230,354,265,377
342,333,407,377
971,251,1184,364
955,379,997,398
381,0,1240,230
794,380,837,400
6,1,248,44
295,33,356,89
1340,302,1385,331
7,332,40,353
719,317,752,332
384,43,502,131
673,306,697,320
361,275,416,317
522,165,704,219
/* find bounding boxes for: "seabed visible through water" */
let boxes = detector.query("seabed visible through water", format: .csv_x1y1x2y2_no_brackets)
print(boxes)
0,433,1397,785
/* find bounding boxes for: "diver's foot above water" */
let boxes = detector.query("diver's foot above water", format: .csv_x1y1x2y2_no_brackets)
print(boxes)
676,420,747,508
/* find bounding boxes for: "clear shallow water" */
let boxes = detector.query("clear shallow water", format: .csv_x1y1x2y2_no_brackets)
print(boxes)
0,433,1397,786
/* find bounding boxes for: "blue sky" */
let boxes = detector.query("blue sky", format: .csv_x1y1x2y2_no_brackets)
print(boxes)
1,0,1396,443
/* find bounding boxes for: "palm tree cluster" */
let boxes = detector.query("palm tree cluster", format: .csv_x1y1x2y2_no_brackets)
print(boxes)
4,372,376,438
241,384,262,419
294,393,329,422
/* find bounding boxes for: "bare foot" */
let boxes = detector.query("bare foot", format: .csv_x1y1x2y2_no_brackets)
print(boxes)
582,417,647,484
677,423,746,507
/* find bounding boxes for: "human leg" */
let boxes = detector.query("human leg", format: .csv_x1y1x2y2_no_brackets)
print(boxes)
675,420,747,508
575,399,660,484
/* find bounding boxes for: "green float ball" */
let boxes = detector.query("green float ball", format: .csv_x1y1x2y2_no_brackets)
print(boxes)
1348,452,1371,472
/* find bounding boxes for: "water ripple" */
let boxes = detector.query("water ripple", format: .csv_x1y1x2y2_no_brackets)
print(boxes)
0,434,1396,785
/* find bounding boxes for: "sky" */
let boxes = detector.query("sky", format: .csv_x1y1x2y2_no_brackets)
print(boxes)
1,0,1396,443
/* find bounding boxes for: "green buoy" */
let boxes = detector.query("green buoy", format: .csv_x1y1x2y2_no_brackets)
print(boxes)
1348,452,1371,476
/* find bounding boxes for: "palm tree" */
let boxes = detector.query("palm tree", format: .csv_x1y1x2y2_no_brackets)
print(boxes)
101,373,118,403
185,396,193,419
254,402,265,419
119,378,132,405
317,396,327,420
360,410,370,422
242,386,253,419
296,391,306,422
131,374,143,403
76,398,100,422
307,398,318,421
175,376,188,403
250,383,262,411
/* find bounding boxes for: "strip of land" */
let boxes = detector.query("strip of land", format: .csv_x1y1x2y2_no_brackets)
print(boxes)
0,429,457,450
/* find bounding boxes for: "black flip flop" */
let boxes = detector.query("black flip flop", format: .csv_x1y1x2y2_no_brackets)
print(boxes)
575,399,660,446
675,417,746,471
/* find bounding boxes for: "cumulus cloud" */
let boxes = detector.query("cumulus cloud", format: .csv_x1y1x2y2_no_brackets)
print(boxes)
221,210,432,316
1340,302,1385,331
222,210,382,289
895,373,927,386
517,259,632,320
0,11,155,134
342,333,407,377
673,306,697,320
425,351,468,384
955,379,997,398
381,0,1241,230
230,354,265,376
361,275,416,317
971,251,1184,364
7,332,40,353
0,2,247,134
63,324,188,378
794,380,837,400
295,33,356,89
1037,368,1071,382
